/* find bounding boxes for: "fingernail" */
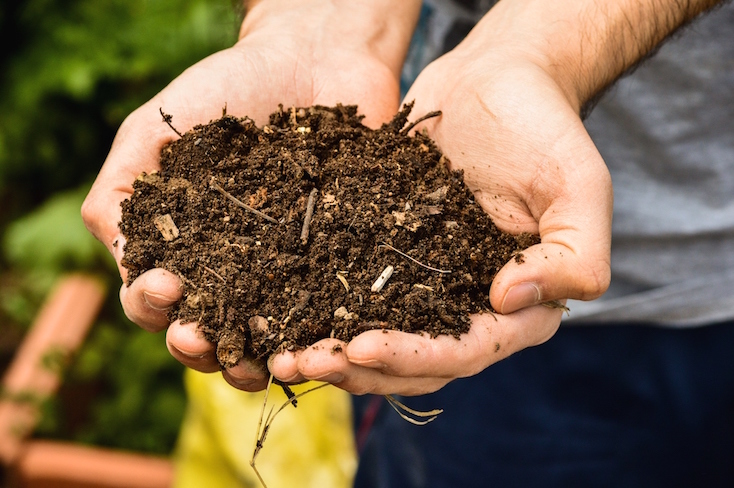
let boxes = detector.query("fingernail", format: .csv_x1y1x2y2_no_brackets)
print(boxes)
227,377,258,389
277,373,302,383
315,372,344,384
144,291,176,311
501,282,541,314
169,343,208,359
349,358,386,370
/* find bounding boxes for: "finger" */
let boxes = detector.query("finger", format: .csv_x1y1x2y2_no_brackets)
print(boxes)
346,305,562,378
296,339,451,396
119,268,182,332
165,320,220,373
269,350,306,384
221,359,270,391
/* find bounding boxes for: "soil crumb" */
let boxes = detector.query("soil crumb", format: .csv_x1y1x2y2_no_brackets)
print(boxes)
120,103,538,369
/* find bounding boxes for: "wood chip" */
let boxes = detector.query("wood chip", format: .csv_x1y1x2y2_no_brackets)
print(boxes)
371,265,394,293
153,214,179,241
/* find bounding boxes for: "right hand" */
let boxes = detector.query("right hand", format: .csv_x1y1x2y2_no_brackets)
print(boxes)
268,3,614,396
82,0,420,391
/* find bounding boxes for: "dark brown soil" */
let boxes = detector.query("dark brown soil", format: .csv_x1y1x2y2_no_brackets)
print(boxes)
119,103,538,369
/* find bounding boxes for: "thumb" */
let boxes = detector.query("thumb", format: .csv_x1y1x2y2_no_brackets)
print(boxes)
82,104,176,279
490,141,613,314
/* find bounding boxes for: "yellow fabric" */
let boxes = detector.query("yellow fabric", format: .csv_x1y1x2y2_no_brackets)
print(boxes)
173,370,357,488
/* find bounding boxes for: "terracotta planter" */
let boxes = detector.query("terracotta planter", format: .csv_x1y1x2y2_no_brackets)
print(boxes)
0,275,174,488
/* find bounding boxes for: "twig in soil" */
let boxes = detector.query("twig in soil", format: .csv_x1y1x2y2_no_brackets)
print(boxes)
250,375,330,488
300,188,318,244
400,110,442,136
378,242,452,274
210,180,278,224
384,394,443,425
281,291,313,327
159,108,183,138
202,265,225,283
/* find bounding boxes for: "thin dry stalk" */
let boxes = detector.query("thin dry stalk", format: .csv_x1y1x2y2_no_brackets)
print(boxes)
384,394,443,425
379,242,452,274
541,300,570,315
300,188,318,244
159,108,183,137
250,376,330,488
202,265,225,283
400,110,442,136
210,180,278,224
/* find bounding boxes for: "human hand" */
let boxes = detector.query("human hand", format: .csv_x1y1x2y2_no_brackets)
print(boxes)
270,3,615,396
82,0,421,391
267,0,720,396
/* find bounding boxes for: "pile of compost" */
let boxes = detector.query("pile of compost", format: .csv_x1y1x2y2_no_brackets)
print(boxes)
120,103,537,368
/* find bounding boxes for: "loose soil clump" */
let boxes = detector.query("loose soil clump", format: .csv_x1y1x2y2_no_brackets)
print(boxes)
120,103,538,369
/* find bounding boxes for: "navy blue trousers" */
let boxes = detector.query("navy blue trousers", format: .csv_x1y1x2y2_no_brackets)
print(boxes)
352,322,734,488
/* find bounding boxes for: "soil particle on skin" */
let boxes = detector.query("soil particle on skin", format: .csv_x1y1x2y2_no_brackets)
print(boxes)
119,103,538,369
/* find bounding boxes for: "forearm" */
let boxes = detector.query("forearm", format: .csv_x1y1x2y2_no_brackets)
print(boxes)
457,0,723,113
240,0,422,78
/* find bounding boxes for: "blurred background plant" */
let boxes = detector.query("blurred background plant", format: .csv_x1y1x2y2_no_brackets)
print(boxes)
0,0,241,454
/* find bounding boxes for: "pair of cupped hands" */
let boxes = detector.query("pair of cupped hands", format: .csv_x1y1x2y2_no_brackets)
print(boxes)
82,3,612,397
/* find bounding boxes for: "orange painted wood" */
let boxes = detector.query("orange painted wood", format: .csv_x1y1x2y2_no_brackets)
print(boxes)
11,440,173,488
0,275,106,464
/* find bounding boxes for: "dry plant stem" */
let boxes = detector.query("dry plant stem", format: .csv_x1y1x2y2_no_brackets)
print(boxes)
210,181,279,224
158,108,183,138
250,375,330,488
384,394,443,425
300,188,319,244
400,110,442,136
378,242,452,274
250,375,274,488
202,265,225,283
542,299,571,315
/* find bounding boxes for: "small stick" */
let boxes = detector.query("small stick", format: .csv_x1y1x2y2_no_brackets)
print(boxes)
159,108,183,137
400,110,442,136
202,265,225,283
153,214,179,241
371,265,394,293
211,181,278,224
379,242,451,274
300,188,318,244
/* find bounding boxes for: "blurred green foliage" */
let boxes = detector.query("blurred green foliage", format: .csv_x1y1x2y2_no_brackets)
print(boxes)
0,0,241,454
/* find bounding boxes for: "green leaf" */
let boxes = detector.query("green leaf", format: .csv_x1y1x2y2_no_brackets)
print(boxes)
3,184,113,272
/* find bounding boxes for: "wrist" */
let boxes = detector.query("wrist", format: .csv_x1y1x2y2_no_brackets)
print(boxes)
452,0,722,113
238,0,421,78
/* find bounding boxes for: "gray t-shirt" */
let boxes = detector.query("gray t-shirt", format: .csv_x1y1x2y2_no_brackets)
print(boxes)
406,0,734,327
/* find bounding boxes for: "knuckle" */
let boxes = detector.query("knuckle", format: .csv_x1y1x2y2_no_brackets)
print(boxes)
80,195,97,229
575,260,611,300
